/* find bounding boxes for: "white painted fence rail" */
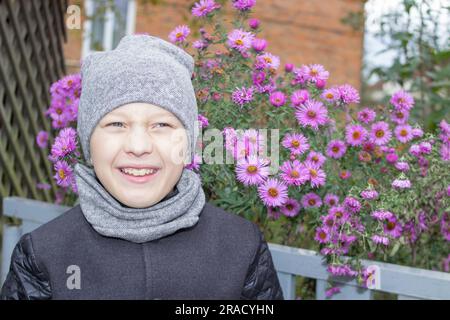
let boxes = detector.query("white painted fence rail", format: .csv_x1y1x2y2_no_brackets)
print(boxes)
2,196,450,300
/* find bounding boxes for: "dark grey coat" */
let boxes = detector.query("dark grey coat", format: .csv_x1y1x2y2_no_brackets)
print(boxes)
1,202,284,300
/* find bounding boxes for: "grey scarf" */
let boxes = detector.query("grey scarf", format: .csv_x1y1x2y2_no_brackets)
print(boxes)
73,162,206,243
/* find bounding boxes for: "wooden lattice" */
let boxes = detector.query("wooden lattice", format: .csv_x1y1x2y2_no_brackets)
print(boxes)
0,0,68,215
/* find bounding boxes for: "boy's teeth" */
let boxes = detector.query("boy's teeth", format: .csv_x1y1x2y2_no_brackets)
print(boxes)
121,168,156,176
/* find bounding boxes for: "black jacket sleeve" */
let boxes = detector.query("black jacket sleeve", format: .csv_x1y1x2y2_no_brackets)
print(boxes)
240,225,284,300
0,233,52,300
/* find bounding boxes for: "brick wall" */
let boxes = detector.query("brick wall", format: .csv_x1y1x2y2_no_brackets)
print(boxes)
63,0,365,88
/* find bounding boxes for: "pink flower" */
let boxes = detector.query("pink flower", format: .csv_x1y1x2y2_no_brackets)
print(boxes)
36,131,49,149
390,90,414,111
327,264,358,277
392,178,411,189
252,38,267,52
197,114,209,128
302,161,327,188
325,286,341,298
370,121,392,146
344,196,361,213
235,155,270,186
281,198,301,217
419,141,432,154
282,133,310,155
338,84,360,104
255,52,280,71
290,90,309,107
339,170,352,180
295,99,328,131
357,107,376,124
193,39,208,50
412,127,424,138
232,0,256,11
345,124,368,146
185,154,202,171
191,0,221,17
248,18,260,29
53,160,73,188
298,64,330,84
314,227,330,243
324,194,339,207
361,189,379,200
321,87,340,104
231,86,254,107
371,235,390,246
280,160,308,186
269,91,286,107
306,151,327,167
257,178,288,207
409,144,421,157
227,29,254,53
326,140,347,159
284,63,294,73
391,109,409,125
168,25,190,43
394,161,410,172
394,124,413,143
371,210,394,221
384,216,403,238
301,192,322,209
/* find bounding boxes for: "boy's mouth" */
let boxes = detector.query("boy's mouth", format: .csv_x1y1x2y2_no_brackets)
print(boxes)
118,167,160,184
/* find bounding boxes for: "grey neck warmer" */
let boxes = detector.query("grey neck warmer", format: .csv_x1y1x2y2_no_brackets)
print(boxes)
74,162,206,243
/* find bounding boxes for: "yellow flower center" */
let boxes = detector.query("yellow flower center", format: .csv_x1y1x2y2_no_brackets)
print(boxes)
376,130,384,138
58,169,65,179
247,165,257,174
291,140,300,147
268,188,278,197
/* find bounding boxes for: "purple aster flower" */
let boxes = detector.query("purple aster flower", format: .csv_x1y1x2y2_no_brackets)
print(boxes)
231,86,254,107
281,198,301,217
326,140,347,159
51,130,77,159
325,286,341,298
370,121,392,146
306,151,326,167
285,63,294,72
360,189,379,200
197,114,209,128
232,0,256,11
185,154,202,171
282,133,310,155
257,178,289,207
394,161,410,172
252,38,267,52
321,87,340,104
269,91,286,107
384,216,403,238
371,235,390,246
324,194,339,207
314,227,330,244
168,25,190,43
301,192,322,209
394,124,413,144
329,206,350,223
327,264,358,277
339,170,352,180
36,130,49,149
344,196,361,213
36,182,51,190
280,160,307,185
255,52,280,70
191,0,221,17
53,160,73,187
248,18,260,29
290,89,309,107
302,161,327,188
392,178,411,189
193,39,208,50
236,155,270,186
441,213,450,241
390,90,414,111
227,29,255,53
338,84,360,104
298,64,329,84
419,141,432,154
409,144,421,157
391,109,409,125
345,124,368,147
357,107,376,124
295,99,328,131
441,143,450,161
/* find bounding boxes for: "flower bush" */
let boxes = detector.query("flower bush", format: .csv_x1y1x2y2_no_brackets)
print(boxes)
35,0,449,297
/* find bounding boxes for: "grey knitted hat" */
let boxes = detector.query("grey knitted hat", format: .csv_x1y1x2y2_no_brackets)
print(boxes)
77,34,198,164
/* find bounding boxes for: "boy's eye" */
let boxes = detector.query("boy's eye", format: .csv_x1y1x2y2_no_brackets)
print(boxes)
107,122,124,127
155,123,171,128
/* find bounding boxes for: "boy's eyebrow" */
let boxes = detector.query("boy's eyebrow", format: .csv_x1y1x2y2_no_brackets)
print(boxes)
107,110,176,119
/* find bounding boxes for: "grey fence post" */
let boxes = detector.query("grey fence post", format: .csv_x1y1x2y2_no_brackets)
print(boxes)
1,224,22,284
277,271,296,300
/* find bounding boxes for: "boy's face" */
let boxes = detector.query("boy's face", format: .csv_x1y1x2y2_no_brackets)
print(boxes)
90,102,188,208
